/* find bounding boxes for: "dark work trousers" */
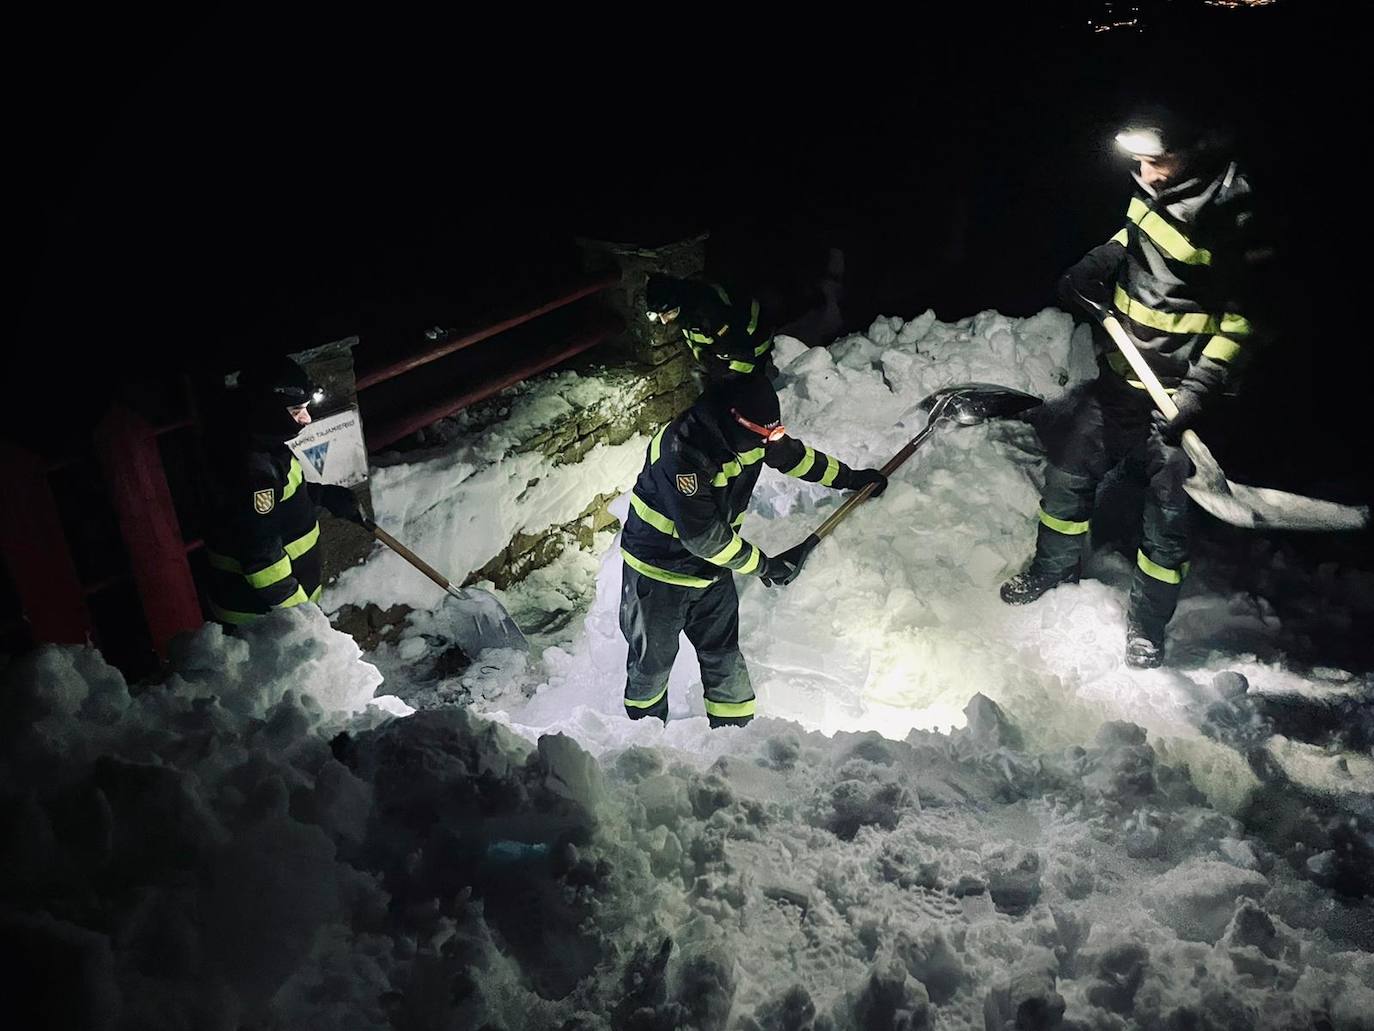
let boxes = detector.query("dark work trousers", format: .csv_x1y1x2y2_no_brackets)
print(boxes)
619,564,755,727
1033,372,1194,642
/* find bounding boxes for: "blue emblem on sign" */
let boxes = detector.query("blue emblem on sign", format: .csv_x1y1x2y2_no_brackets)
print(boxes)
303,442,331,475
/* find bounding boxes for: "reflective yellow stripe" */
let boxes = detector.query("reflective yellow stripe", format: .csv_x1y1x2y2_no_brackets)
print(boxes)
206,549,242,573
630,492,677,537
621,548,714,588
746,300,760,335
1201,335,1243,363
208,600,259,625
754,337,771,357
726,359,755,373
1110,227,1129,246
706,535,744,565
1105,352,1178,393
704,698,756,719
284,523,319,560
246,554,293,589
282,459,303,501
819,455,840,487
1113,285,1247,338
1218,312,1252,337
649,425,667,465
732,512,746,528
785,446,817,478
712,449,763,487
738,545,761,575
276,584,310,607
1039,509,1090,535
712,283,731,304
687,330,714,344
1137,549,1188,584
626,685,669,710
310,585,323,602
1127,197,1212,265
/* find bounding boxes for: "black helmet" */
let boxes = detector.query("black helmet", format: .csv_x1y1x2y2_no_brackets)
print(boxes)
707,374,783,452
645,274,685,315
235,356,320,442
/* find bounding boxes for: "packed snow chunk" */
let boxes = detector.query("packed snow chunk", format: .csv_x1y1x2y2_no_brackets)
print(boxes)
1142,860,1272,943
983,843,1043,915
982,951,1065,1031
838,957,931,1030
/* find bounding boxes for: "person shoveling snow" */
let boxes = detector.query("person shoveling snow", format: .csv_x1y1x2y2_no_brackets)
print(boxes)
618,373,887,727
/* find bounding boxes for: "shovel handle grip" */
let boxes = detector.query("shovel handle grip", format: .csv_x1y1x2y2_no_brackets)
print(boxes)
370,524,456,593
811,420,941,542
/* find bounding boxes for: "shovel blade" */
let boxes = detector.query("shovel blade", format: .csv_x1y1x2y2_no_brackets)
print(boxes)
916,382,1043,425
1180,432,1370,531
444,586,530,653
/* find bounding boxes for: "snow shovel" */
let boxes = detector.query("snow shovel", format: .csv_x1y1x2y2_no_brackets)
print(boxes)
1076,292,1370,532
774,382,1044,569
365,520,530,652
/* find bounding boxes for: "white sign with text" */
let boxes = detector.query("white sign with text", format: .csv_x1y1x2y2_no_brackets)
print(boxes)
287,408,369,487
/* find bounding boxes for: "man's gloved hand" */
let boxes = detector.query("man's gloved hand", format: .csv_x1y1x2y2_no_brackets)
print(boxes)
317,484,365,524
1056,241,1126,310
759,551,805,588
850,468,889,497
1151,387,1205,445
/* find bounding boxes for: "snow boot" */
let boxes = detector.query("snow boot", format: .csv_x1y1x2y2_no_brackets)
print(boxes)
999,564,1080,606
1124,624,1164,669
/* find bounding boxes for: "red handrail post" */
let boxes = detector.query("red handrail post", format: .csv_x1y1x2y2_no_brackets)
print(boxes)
95,404,203,655
0,441,93,644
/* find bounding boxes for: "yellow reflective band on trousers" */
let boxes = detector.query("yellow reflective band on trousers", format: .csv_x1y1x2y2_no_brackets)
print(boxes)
1201,335,1243,363
631,492,678,537
1137,549,1189,584
210,584,322,625
785,446,817,478
625,684,669,710
1039,509,1090,535
1113,285,1250,338
621,548,715,588
819,455,840,487
1126,197,1212,265
704,697,756,718
1110,227,1129,246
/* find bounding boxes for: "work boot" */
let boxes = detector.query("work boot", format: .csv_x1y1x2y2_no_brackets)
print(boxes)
999,564,1080,606
1124,624,1164,669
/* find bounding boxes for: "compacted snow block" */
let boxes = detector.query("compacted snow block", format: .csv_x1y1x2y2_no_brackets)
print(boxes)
1141,859,1270,943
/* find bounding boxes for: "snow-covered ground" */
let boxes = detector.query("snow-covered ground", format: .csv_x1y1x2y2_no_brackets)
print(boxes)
4,308,1372,1028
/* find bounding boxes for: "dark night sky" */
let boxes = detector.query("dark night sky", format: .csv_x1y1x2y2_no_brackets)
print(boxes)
12,4,1368,503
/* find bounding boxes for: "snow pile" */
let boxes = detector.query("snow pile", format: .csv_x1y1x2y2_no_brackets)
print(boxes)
328,369,650,612
6,617,1371,1027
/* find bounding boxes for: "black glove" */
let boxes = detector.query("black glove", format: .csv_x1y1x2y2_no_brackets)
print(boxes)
849,467,889,497
316,484,364,524
1151,388,1205,445
1056,241,1126,310
759,552,805,588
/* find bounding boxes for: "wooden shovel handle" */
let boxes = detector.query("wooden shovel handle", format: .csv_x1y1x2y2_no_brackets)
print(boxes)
369,523,456,593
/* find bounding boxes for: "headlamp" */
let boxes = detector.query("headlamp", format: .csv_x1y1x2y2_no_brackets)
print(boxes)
1115,128,1166,158
731,407,785,443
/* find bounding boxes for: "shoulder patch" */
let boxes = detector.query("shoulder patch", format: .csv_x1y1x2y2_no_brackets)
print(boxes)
675,473,699,497
253,489,276,514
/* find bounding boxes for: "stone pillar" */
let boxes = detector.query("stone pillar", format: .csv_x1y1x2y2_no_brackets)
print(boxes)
576,233,707,420
289,336,377,584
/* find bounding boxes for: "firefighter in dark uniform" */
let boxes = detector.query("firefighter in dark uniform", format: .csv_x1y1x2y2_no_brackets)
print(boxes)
645,273,776,381
1001,106,1260,668
203,357,364,625
619,374,888,726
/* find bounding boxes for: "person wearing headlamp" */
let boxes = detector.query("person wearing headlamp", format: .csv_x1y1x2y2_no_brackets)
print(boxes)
203,355,366,626
1001,102,1262,669
644,273,777,381
619,374,888,727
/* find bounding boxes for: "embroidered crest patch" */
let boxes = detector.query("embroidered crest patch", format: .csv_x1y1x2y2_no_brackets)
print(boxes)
676,473,698,496
253,489,276,514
